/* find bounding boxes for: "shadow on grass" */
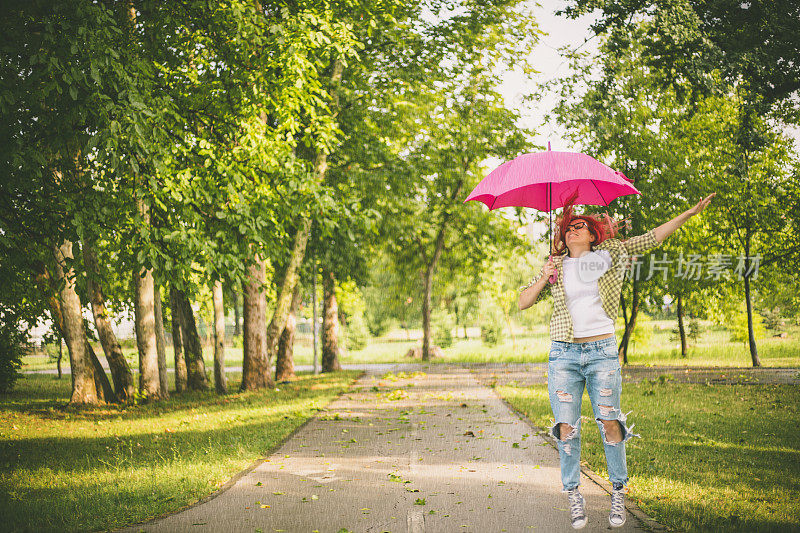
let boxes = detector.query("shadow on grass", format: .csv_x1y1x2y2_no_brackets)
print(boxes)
0,370,364,532
497,381,800,532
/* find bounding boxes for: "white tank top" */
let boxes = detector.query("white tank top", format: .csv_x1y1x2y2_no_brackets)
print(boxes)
561,250,615,337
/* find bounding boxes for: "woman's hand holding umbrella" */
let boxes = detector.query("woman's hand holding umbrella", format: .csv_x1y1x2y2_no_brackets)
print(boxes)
542,256,557,281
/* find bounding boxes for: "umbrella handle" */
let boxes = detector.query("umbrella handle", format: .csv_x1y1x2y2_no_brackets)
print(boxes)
548,254,558,284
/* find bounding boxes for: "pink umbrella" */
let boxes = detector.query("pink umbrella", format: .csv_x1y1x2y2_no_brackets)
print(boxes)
464,143,641,283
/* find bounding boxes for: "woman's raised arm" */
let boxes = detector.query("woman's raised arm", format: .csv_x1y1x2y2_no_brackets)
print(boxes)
652,192,716,244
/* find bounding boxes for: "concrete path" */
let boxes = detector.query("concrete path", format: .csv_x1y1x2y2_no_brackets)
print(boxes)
116,365,659,533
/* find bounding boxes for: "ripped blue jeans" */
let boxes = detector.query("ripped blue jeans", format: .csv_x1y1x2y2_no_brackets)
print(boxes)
547,335,639,492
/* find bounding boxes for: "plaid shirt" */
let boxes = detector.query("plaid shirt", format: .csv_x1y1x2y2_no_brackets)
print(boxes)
519,229,661,342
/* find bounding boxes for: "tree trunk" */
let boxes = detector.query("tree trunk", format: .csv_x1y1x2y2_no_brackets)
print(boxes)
133,268,163,401
154,282,169,398
57,331,63,379
84,242,135,401
743,257,761,367
265,217,313,375
170,286,188,392
421,176,464,360
618,292,628,361
421,267,433,362
620,292,629,332
276,281,302,382
312,264,319,374
241,257,272,390
619,277,641,365
53,241,100,405
321,267,343,372
85,337,116,403
40,265,113,402
233,291,241,336
173,289,209,390
132,195,163,401
34,268,67,383
213,280,228,394
45,289,114,402
677,294,687,357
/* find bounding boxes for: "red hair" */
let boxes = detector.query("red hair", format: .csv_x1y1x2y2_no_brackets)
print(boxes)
551,190,630,255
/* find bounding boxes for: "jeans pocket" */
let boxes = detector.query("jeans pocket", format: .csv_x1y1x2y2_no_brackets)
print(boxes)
602,342,619,359
549,346,564,361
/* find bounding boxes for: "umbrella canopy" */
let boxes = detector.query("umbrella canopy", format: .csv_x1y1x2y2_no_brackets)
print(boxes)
464,144,641,212
464,143,642,284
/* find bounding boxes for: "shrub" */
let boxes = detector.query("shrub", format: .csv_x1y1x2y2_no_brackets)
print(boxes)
729,311,765,343
668,325,679,343
480,315,505,347
760,306,786,331
0,323,27,394
343,313,369,352
668,316,704,345
119,337,137,350
365,312,392,338
688,316,703,343
629,312,654,350
432,310,455,349
44,342,63,362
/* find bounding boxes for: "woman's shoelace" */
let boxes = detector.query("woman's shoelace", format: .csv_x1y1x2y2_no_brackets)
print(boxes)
568,491,584,518
611,490,625,516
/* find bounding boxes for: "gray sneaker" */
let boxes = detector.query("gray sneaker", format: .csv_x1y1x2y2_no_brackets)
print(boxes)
609,487,626,527
567,488,587,529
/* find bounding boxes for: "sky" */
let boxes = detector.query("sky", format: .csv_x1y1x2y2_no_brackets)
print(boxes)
496,0,600,152
495,0,799,151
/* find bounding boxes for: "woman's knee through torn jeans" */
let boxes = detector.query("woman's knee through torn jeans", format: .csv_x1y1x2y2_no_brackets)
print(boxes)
547,335,640,492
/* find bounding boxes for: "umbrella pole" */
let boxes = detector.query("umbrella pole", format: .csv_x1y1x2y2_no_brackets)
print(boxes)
547,183,557,285
549,182,552,255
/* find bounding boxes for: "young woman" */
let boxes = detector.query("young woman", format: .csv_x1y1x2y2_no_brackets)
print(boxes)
518,192,715,529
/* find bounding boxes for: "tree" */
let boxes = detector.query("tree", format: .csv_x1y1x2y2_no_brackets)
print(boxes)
83,242,135,401
275,281,302,382
321,267,344,372
379,0,540,360
560,0,800,365
542,28,681,363
562,0,800,117
169,287,189,392
1,0,162,403
212,280,227,394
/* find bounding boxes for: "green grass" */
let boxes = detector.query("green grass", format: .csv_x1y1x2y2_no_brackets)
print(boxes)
496,381,800,532
617,321,800,367
22,321,800,372
0,370,362,533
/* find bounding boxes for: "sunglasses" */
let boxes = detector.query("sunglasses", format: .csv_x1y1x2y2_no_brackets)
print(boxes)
567,220,588,232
